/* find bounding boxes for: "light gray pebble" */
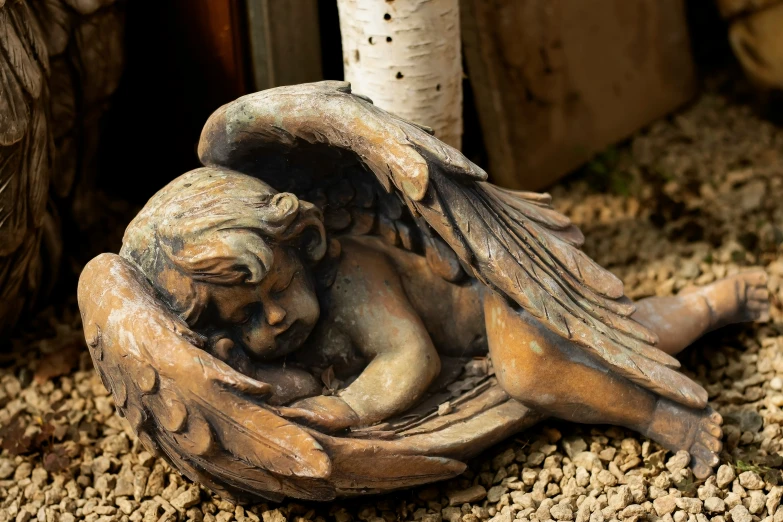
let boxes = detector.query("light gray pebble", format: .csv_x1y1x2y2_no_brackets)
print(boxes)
0,460,15,480
572,452,602,470
767,487,783,514
676,498,703,515
729,505,752,522
704,498,726,513
655,496,678,516
550,504,574,521
738,472,765,491
725,493,743,509
609,486,633,511
537,499,556,520
621,505,646,518
13,463,32,481
596,470,617,487
527,452,545,467
666,452,691,473
171,488,201,511
576,468,590,488
748,491,766,514
448,485,487,506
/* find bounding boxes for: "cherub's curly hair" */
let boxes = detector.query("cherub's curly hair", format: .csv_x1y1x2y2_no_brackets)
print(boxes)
120,167,326,324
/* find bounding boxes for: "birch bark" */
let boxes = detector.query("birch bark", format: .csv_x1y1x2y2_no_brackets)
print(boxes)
337,0,463,149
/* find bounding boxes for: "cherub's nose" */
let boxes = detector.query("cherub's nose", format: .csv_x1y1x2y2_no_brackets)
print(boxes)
266,303,287,326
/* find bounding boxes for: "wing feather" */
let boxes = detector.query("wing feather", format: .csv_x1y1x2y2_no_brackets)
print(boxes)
0,7,42,100
415,172,704,407
0,0,50,264
27,0,71,56
78,254,336,502
0,30,30,146
197,81,709,411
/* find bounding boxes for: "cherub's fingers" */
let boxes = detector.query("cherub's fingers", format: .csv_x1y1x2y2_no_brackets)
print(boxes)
276,406,351,432
277,395,360,433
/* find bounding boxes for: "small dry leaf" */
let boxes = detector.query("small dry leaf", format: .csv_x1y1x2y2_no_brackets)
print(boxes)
43,445,71,472
0,417,33,456
34,343,82,384
321,366,343,394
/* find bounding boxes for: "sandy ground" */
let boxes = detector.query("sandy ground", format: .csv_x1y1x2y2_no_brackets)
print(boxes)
1,77,783,522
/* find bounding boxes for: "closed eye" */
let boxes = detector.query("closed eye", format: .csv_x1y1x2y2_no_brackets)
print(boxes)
273,270,299,294
235,303,261,325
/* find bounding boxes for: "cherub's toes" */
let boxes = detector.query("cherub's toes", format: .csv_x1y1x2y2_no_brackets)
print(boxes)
699,420,723,442
746,285,771,322
749,287,770,303
691,457,716,480
697,428,723,452
707,408,723,426
743,268,769,288
688,412,723,478
691,442,720,468
753,307,771,323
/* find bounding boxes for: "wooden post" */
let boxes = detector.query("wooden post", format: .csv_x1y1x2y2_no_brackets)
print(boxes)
246,0,324,90
461,0,698,190
337,0,463,149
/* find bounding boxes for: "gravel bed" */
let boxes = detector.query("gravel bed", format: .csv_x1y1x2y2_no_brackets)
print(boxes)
1,81,783,522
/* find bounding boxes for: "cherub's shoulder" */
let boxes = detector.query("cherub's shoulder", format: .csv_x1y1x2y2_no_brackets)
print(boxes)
334,237,399,281
324,237,405,311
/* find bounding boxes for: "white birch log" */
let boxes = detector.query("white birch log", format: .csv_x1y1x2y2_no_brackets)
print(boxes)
337,0,463,149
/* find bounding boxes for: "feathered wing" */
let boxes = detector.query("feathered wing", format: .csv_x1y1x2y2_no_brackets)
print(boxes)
79,252,476,501
198,80,708,410
0,0,124,336
0,0,52,333
77,253,337,503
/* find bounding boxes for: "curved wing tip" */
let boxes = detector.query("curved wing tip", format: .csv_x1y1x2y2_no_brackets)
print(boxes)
402,173,429,201
300,449,333,479
198,105,230,166
78,253,123,294
329,80,352,93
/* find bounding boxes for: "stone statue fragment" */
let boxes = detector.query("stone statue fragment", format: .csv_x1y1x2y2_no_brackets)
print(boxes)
78,81,770,503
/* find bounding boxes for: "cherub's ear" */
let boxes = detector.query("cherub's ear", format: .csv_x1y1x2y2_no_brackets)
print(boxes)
279,197,327,264
156,267,210,326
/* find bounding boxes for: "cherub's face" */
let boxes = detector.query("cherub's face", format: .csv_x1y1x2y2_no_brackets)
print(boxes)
208,246,320,360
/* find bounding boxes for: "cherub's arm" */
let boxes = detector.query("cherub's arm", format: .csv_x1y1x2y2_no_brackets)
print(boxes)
207,337,323,405
336,255,441,425
288,239,441,429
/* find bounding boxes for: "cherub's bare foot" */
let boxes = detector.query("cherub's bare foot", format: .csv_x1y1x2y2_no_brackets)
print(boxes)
684,269,770,328
642,399,723,478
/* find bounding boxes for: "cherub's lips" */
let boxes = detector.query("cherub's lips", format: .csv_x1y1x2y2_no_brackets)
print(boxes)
274,321,293,337
275,320,303,347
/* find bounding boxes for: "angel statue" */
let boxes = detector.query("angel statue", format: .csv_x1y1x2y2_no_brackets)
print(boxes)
78,81,769,503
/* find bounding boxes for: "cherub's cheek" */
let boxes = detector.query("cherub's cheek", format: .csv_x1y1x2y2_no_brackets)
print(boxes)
239,318,277,359
285,281,320,327
301,290,320,327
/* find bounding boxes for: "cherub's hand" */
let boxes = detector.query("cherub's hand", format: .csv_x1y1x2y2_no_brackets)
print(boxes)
276,395,360,432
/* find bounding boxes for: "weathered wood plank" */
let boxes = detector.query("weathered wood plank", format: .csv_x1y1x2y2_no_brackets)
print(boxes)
461,0,698,190
246,0,323,90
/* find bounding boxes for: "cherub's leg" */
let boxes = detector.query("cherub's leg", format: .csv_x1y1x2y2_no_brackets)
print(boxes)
631,269,769,355
484,292,722,478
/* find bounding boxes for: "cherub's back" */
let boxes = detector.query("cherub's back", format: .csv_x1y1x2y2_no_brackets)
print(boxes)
342,235,488,358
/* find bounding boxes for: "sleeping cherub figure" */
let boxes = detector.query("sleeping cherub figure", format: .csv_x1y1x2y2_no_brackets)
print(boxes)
81,82,770,501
